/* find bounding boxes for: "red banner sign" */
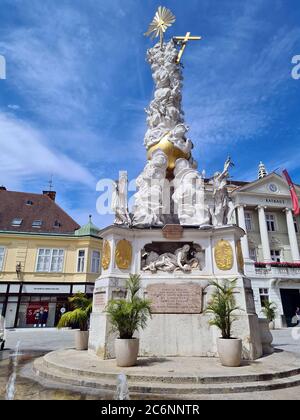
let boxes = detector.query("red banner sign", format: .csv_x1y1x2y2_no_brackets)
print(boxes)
26,302,49,325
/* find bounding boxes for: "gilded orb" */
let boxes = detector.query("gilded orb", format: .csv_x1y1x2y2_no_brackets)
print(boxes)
147,135,190,175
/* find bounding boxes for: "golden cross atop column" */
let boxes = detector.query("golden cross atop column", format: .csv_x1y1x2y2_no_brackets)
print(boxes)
173,32,202,64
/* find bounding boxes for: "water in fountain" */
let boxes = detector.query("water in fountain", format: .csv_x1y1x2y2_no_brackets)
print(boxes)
115,373,130,400
5,340,21,400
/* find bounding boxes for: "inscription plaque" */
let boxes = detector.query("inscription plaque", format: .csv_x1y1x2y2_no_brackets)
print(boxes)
162,224,183,240
146,283,203,314
94,292,106,313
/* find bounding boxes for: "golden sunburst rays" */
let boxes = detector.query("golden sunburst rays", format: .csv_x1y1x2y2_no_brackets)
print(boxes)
144,6,176,46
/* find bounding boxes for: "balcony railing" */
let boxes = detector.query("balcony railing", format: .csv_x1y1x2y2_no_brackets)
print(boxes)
255,262,300,276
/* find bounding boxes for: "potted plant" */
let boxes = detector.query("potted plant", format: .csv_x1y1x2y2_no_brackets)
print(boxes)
206,279,242,367
261,301,277,330
57,292,92,350
106,274,152,367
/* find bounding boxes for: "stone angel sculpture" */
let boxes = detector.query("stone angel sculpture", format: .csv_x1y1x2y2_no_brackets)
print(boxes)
211,157,234,227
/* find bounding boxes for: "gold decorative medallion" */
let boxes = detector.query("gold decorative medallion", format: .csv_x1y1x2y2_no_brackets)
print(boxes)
214,239,234,271
101,240,111,270
115,239,132,270
236,240,244,273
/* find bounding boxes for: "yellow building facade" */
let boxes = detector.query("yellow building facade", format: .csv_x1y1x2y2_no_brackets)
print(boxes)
0,188,102,328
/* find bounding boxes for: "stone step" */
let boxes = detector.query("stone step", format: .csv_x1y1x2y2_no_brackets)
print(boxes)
33,357,300,396
42,352,300,385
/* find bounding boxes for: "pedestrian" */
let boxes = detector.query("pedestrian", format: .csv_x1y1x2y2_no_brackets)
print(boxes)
42,309,48,327
34,310,40,328
0,314,6,350
296,307,300,325
38,307,44,328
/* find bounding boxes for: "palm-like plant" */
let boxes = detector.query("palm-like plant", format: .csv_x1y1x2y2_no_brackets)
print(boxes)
205,279,241,339
106,274,152,339
57,293,92,331
261,301,277,322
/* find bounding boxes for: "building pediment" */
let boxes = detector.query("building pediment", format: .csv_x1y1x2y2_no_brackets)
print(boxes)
232,173,300,198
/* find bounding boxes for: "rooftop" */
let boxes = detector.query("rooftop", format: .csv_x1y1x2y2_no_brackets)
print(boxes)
0,189,80,234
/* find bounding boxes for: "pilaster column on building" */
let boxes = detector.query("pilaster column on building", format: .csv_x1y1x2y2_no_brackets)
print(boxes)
257,205,271,262
237,204,250,260
284,208,300,262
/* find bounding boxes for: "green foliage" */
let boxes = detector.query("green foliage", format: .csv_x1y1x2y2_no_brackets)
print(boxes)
261,301,277,322
57,292,92,331
205,279,241,339
106,274,152,339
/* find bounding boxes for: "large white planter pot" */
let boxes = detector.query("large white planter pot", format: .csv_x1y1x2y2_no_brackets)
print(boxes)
75,331,89,351
217,338,242,367
115,338,139,367
258,318,274,355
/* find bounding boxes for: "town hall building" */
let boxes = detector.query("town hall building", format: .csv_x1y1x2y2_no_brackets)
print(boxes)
227,163,300,327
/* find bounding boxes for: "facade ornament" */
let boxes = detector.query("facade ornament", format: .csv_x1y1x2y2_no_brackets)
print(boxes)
142,244,202,273
102,240,111,270
211,157,234,227
258,161,268,179
214,239,234,271
115,239,132,270
236,240,244,272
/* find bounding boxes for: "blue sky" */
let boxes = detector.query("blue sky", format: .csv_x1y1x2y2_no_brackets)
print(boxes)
0,0,299,227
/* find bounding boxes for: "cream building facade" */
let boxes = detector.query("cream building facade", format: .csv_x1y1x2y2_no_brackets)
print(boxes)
228,170,300,327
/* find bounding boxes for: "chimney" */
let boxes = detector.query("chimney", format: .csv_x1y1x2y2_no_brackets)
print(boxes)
43,190,56,201
0,185,6,191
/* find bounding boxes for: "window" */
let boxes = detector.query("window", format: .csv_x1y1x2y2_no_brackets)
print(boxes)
259,288,269,307
77,250,85,273
294,217,299,234
266,214,276,232
271,249,281,262
36,248,64,272
0,247,5,271
54,220,61,228
11,218,22,227
26,200,33,206
249,248,257,262
244,212,253,231
91,250,100,273
32,220,42,228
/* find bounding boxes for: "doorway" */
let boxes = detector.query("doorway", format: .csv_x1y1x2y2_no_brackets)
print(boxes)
280,289,300,327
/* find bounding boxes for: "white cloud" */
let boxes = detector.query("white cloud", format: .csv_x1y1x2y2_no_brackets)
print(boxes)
0,112,95,188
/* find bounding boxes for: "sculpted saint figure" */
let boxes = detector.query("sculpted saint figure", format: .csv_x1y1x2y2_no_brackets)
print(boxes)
143,244,200,273
111,171,131,226
211,157,234,226
132,150,168,226
172,159,210,226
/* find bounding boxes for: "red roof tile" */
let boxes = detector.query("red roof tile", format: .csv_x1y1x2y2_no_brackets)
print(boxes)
0,190,80,234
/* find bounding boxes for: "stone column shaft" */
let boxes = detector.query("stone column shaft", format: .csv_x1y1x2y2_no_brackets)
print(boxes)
257,206,271,262
237,205,250,260
285,208,300,262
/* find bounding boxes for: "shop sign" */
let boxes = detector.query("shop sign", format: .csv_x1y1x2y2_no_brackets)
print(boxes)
22,284,71,294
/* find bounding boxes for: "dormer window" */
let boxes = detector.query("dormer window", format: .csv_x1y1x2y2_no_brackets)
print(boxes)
54,220,61,228
32,220,42,228
11,218,22,226
26,200,33,206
